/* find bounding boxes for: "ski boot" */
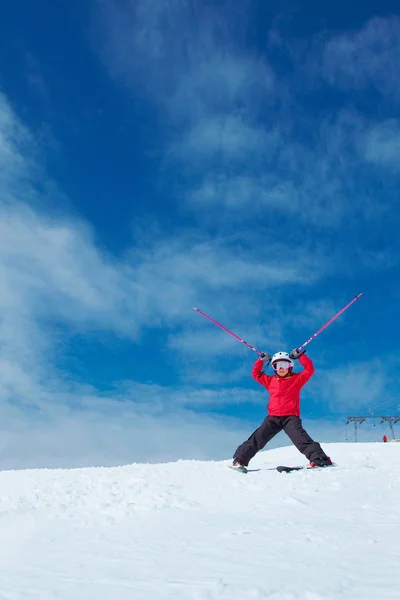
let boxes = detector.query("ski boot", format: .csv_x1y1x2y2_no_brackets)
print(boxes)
309,456,333,468
231,458,248,473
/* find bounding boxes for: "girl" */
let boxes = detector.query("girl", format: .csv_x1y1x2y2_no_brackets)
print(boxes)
232,349,332,472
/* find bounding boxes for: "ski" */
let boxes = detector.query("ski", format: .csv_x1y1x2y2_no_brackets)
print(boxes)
276,463,335,473
228,465,248,474
229,464,335,474
276,465,306,473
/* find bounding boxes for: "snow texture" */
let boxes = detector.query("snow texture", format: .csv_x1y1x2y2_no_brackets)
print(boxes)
0,442,399,599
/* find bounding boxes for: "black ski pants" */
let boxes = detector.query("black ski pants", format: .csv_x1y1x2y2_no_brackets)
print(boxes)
233,416,329,466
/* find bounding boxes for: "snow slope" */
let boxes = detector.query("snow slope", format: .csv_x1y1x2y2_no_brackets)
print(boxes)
0,442,399,600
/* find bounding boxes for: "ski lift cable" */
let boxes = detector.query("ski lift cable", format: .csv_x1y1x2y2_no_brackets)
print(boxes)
369,403,400,415
367,389,400,414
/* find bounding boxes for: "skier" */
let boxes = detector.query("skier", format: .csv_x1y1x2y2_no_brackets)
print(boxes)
232,349,332,471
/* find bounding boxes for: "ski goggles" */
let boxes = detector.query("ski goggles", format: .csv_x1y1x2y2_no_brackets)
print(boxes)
272,360,291,371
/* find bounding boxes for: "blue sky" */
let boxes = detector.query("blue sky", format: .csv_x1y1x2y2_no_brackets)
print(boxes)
1,0,400,469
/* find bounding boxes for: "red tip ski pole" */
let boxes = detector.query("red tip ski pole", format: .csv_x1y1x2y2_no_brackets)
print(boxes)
194,293,362,357
297,293,363,352
193,308,262,355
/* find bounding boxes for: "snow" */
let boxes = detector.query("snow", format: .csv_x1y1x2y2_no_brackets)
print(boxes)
0,442,399,600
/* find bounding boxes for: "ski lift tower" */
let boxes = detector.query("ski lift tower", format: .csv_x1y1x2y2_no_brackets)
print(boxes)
346,416,400,442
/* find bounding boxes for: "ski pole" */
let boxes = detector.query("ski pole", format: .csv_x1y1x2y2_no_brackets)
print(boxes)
297,293,363,352
193,307,262,355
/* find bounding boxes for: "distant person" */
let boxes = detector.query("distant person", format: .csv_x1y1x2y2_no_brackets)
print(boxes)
383,435,388,443
232,349,332,472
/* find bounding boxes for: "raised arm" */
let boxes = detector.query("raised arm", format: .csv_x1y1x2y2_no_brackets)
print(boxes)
252,358,272,389
295,353,315,386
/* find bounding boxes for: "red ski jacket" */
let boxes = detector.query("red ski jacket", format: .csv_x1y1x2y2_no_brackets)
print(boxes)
252,353,314,417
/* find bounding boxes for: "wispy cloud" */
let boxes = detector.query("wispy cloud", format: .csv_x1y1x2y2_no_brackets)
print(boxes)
363,120,400,170
0,92,339,468
93,4,398,231
187,174,298,212
94,0,277,196
310,358,397,415
0,396,249,469
320,16,400,99
0,93,37,199
169,115,272,164
0,90,324,341
3,7,400,468
95,0,273,115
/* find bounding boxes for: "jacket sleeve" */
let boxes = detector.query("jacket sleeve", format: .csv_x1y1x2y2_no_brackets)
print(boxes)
295,353,314,386
252,359,271,389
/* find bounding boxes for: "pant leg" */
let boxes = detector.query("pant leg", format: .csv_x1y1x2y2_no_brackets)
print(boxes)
282,417,329,462
233,416,282,466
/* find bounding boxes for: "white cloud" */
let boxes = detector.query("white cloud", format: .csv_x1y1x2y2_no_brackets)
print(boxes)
4,5,400,469
92,4,398,230
180,109,391,226
133,237,324,291
167,52,274,124
0,203,137,332
0,398,249,469
94,0,276,175
310,358,394,415
169,115,271,163
363,120,400,170
0,93,38,201
321,16,400,99
188,174,299,212
95,0,274,117
1,92,345,468
0,89,323,337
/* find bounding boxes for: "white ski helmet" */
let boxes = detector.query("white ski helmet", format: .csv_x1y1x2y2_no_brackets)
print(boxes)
271,351,294,369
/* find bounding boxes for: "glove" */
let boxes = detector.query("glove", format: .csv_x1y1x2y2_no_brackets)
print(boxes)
259,352,272,362
289,348,306,360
